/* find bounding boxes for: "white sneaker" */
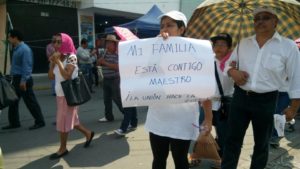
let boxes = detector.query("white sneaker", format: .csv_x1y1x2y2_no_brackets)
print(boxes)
98,117,108,122
114,129,126,136
127,125,137,131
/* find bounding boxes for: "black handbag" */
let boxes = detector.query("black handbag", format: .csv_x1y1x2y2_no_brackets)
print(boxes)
0,73,18,109
214,62,232,119
61,72,91,106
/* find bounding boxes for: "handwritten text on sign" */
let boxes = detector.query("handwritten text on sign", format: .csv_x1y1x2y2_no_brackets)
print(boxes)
119,37,215,107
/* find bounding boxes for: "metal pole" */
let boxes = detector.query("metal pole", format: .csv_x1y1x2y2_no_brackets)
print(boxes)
7,12,13,29
236,1,246,70
4,12,13,75
4,15,9,74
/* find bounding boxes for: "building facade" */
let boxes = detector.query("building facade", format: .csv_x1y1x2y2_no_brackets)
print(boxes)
0,0,204,73
3,0,79,73
181,0,204,19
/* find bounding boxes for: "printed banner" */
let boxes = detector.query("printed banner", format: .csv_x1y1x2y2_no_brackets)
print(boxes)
119,37,216,107
80,15,94,48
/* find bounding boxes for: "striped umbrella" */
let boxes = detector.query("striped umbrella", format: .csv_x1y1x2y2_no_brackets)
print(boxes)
186,0,300,47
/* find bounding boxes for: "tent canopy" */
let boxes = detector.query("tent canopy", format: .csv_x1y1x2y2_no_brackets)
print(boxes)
105,5,163,38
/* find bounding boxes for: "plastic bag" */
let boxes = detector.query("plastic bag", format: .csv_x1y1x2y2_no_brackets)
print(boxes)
274,114,286,137
192,133,221,161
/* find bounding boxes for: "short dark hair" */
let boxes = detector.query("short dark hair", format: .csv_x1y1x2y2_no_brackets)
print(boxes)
175,20,186,36
9,29,24,41
81,38,88,45
172,20,184,28
210,33,232,48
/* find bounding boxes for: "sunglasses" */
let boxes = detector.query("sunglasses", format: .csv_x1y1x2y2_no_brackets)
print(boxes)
254,16,273,22
52,40,62,44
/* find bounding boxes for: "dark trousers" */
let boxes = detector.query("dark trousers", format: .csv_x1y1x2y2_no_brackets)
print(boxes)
149,132,191,169
221,86,278,169
92,65,99,86
213,110,228,157
103,78,124,120
8,76,45,126
120,107,137,132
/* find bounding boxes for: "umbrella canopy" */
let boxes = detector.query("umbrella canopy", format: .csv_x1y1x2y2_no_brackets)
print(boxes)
186,0,300,47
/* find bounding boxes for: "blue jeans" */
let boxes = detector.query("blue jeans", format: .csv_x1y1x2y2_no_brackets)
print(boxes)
51,79,55,95
79,64,93,91
199,106,204,125
49,63,56,95
120,107,137,132
272,92,290,138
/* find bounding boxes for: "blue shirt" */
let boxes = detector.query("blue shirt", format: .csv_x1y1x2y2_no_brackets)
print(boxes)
10,42,33,83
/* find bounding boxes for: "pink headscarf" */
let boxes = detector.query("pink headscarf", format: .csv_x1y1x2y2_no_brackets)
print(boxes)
58,33,76,55
295,38,300,49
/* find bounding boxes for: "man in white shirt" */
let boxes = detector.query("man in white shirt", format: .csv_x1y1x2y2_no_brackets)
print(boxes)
222,6,300,169
77,38,96,93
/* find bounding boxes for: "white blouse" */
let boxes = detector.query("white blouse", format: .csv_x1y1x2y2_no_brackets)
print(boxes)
53,54,78,96
212,59,234,111
145,102,200,141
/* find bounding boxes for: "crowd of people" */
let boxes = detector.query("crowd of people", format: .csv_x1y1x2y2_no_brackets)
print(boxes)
1,5,300,169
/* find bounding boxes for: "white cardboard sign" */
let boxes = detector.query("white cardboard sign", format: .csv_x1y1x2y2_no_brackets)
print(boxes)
118,37,216,107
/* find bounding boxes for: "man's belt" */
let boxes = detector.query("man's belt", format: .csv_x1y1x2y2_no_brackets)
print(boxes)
234,85,278,97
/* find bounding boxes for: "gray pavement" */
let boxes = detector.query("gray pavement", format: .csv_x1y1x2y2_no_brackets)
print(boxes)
0,75,300,169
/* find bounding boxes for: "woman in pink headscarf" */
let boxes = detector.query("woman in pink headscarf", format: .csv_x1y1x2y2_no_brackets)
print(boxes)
48,33,94,160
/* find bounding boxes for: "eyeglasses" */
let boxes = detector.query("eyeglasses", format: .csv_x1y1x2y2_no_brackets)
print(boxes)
213,44,228,48
254,16,272,22
52,40,62,44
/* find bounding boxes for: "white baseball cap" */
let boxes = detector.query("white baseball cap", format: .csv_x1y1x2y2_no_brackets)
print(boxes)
253,6,277,17
159,10,187,27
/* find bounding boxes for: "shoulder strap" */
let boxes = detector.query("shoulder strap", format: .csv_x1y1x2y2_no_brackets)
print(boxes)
214,61,224,97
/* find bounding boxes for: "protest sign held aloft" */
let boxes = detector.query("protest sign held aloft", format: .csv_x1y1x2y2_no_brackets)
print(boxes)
119,37,215,107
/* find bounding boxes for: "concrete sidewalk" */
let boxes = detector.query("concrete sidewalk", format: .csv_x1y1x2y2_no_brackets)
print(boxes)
0,75,300,169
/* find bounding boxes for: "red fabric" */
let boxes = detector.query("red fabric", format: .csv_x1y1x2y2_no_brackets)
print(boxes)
219,52,231,72
114,26,139,41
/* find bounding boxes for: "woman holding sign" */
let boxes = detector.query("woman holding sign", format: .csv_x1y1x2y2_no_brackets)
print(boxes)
144,11,213,169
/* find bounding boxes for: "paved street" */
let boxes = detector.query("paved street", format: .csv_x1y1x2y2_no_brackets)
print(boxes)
0,75,300,169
